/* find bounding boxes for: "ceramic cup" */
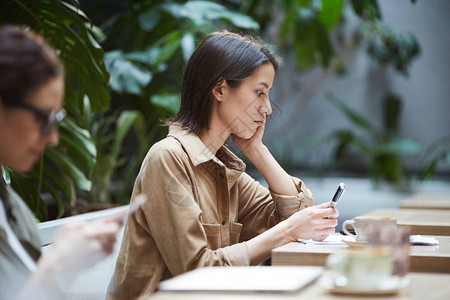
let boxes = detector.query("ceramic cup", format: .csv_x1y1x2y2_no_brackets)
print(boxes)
326,247,393,290
342,217,397,241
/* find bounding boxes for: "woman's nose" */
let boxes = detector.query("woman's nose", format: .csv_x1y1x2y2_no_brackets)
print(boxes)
259,102,272,116
45,127,59,146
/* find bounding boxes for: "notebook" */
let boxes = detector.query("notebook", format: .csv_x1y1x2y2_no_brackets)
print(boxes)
158,266,323,293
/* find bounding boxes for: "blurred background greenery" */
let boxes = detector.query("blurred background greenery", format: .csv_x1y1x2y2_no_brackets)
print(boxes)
1,0,448,221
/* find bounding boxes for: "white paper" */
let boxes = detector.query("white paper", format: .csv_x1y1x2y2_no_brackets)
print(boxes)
409,235,439,245
298,235,351,245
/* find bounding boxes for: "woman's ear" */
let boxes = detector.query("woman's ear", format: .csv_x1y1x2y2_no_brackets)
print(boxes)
211,79,227,102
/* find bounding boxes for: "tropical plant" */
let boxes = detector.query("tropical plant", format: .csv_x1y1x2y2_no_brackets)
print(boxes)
325,93,421,186
0,0,108,220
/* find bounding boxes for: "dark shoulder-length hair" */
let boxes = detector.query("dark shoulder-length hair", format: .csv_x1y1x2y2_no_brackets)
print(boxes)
0,25,63,108
166,30,279,134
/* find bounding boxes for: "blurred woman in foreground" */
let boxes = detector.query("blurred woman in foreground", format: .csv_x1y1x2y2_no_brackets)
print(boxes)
0,25,122,299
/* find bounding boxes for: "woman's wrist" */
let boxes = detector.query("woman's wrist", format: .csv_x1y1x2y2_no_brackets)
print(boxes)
277,218,297,243
243,144,269,165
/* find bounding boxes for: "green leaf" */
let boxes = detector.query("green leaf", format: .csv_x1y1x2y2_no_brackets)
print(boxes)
45,147,92,191
153,31,182,66
332,130,356,159
315,20,335,67
351,0,364,17
1,166,11,185
326,93,375,132
138,9,160,32
105,50,153,95
150,94,181,114
383,93,402,135
376,138,421,156
280,9,296,41
181,32,195,62
60,118,97,157
293,17,316,69
42,167,72,205
217,10,260,29
162,1,259,29
318,0,344,31
58,126,97,175
112,111,143,159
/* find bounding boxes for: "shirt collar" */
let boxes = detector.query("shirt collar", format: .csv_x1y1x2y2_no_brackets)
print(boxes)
168,125,246,171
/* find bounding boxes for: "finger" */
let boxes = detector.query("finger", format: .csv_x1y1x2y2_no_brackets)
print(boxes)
254,125,265,139
314,207,336,218
86,221,121,239
316,202,332,208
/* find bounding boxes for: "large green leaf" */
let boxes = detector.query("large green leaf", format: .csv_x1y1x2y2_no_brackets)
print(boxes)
181,32,195,62
163,1,259,29
318,0,344,31
112,111,143,158
138,8,160,32
45,147,92,191
153,31,182,66
326,93,375,132
105,50,153,95
59,120,97,175
150,94,181,114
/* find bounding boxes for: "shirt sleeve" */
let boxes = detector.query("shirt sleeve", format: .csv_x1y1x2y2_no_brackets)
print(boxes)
134,142,250,277
237,173,314,241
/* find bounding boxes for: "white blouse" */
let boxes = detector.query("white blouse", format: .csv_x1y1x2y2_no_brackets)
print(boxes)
0,199,37,272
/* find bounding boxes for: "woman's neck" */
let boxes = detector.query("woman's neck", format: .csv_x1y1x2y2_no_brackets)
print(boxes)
198,125,229,156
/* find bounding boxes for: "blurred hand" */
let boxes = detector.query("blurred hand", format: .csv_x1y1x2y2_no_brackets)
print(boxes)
284,202,339,242
19,218,123,299
50,218,122,270
36,218,122,291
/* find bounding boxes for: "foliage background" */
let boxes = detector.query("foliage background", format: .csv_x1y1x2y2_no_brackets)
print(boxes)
1,0,448,220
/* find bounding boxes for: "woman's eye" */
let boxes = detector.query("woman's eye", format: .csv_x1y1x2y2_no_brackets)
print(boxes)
257,91,265,96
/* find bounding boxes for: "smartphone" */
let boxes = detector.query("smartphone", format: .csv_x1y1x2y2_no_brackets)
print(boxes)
107,194,147,222
329,182,345,208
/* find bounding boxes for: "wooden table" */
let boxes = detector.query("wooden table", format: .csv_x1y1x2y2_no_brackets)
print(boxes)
399,193,450,210
272,236,450,273
360,209,450,236
150,272,450,300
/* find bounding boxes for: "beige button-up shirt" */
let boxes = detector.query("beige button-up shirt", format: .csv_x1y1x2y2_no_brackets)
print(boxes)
107,126,314,299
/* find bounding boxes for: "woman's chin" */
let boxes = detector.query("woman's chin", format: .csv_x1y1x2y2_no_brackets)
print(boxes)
234,131,254,140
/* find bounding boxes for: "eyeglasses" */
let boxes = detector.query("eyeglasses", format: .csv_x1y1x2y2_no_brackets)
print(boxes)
10,102,66,136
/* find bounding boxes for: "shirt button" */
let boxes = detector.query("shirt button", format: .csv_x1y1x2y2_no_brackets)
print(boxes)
221,220,226,225
228,177,233,181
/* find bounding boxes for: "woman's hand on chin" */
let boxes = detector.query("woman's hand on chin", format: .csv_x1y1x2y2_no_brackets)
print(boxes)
231,125,266,156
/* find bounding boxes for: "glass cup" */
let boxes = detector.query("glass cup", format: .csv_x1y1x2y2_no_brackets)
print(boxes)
326,246,393,290
365,225,411,278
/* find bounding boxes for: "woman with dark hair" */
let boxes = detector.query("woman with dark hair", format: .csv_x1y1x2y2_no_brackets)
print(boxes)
107,30,338,299
0,25,122,299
